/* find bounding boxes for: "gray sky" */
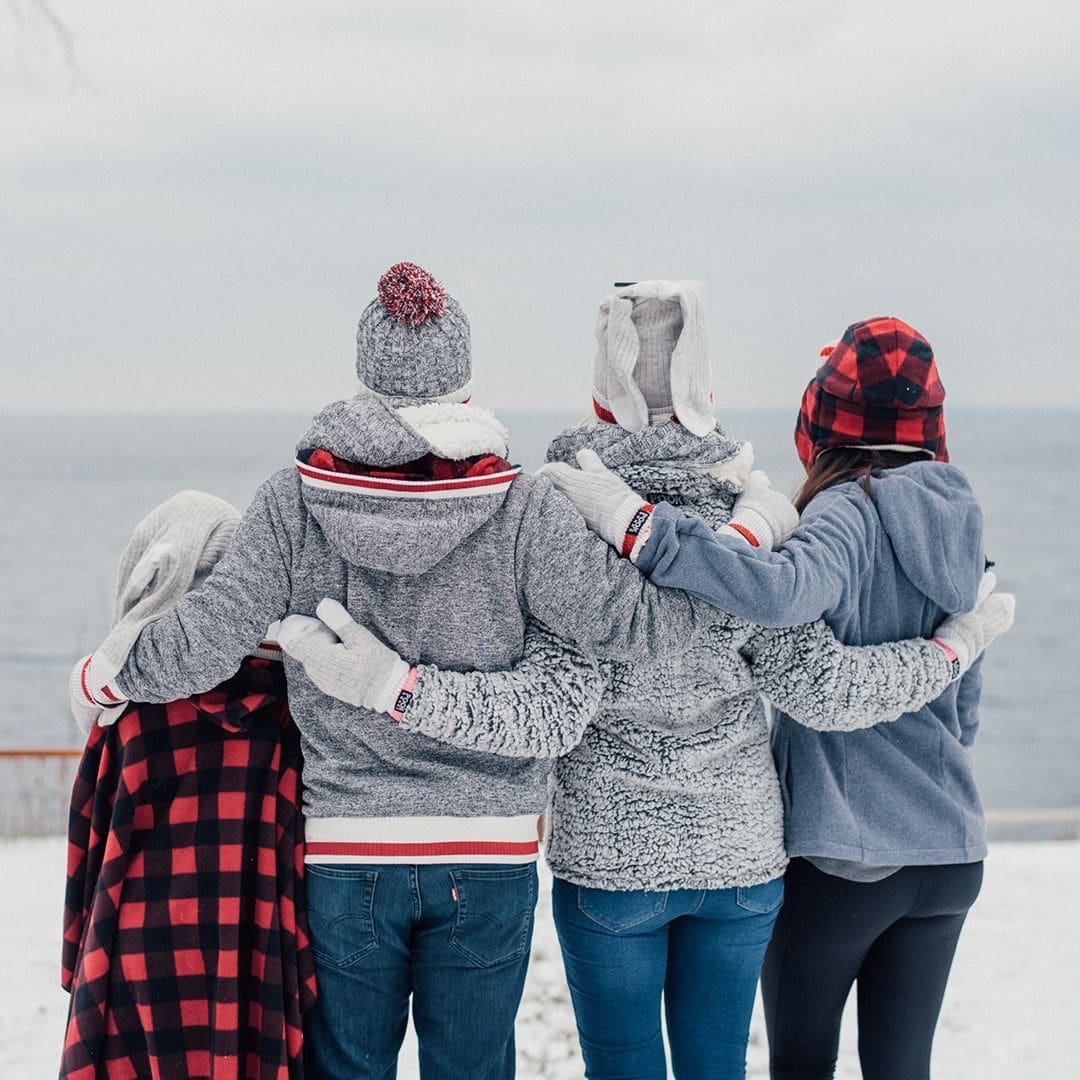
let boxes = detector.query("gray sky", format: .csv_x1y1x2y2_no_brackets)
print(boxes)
3,0,1078,415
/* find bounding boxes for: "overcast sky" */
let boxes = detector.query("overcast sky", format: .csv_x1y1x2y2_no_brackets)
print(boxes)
3,1,1078,415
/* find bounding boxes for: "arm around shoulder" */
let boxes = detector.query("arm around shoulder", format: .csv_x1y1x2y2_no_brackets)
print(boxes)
114,476,295,702
402,620,604,758
636,490,867,628
746,620,956,731
513,475,709,660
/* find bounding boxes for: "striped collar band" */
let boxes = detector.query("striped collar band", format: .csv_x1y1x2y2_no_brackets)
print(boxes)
295,458,521,500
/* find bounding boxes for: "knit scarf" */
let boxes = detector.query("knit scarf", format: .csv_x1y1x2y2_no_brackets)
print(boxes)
546,418,751,529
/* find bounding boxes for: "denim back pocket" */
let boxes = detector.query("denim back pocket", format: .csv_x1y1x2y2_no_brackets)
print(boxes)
735,875,785,914
448,865,538,968
577,886,668,933
305,864,380,969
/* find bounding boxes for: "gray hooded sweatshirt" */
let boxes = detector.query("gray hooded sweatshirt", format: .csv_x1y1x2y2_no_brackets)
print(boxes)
111,396,710,862
636,460,987,868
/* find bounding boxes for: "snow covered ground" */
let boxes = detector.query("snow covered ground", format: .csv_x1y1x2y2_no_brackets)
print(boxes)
3,838,1077,1078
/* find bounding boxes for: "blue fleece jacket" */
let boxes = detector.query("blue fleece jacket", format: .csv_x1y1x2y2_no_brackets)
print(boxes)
636,460,987,867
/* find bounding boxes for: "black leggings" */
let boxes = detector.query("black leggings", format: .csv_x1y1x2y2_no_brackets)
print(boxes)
761,857,983,1080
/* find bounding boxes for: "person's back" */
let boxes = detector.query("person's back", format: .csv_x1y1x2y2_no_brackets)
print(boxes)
64,493,314,1079
542,394,789,895
773,457,987,868
264,392,550,833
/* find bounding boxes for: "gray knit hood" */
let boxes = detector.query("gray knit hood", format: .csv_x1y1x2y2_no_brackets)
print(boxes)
547,415,754,528
295,395,519,576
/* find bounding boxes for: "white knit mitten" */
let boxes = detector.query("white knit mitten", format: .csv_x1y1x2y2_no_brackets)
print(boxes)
720,470,798,550
931,572,1016,676
539,449,653,555
277,603,414,717
69,654,129,733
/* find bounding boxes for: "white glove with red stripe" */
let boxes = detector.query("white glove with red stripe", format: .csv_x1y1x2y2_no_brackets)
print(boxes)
68,655,128,734
720,471,799,550
538,449,654,557
930,571,1016,677
277,601,416,718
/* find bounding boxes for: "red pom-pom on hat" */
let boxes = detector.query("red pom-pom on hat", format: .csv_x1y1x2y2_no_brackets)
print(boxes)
377,262,448,326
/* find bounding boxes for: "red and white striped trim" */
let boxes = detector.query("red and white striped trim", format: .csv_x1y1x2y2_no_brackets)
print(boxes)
592,398,618,424
621,503,655,558
593,397,678,428
727,521,760,547
930,637,962,679
930,638,958,663
78,655,123,708
304,814,541,865
295,459,520,500
251,641,283,662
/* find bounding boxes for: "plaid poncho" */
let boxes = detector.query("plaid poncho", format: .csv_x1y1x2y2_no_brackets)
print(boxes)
60,654,316,1079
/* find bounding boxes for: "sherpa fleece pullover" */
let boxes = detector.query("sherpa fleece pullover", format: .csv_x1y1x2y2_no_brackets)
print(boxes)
396,430,959,891
636,460,988,867
111,396,711,863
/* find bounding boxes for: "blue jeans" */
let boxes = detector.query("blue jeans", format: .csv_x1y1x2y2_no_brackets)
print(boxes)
303,862,538,1079
553,875,784,1080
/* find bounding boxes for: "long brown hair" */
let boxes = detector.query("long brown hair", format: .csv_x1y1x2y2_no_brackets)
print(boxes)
793,447,933,514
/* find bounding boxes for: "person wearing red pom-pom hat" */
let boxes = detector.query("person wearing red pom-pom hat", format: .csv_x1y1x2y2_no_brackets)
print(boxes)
72,262,721,1078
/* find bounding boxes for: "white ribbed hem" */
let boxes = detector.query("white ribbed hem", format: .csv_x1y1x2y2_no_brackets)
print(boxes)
251,641,284,662
304,814,541,864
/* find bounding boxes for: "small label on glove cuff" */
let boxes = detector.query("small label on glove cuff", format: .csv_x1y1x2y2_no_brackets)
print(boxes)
930,638,962,680
621,504,655,558
388,667,420,723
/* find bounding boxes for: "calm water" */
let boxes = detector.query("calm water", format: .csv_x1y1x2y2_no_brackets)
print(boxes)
2,408,1077,812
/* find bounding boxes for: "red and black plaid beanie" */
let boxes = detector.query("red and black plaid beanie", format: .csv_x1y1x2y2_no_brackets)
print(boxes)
794,316,948,470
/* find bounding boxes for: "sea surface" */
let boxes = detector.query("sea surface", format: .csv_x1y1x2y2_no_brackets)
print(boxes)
1,407,1077,812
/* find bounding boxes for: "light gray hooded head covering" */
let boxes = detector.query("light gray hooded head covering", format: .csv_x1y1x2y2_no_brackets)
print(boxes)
592,280,716,437
75,492,241,724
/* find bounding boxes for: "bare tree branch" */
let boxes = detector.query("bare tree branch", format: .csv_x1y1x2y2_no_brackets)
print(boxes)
8,0,87,88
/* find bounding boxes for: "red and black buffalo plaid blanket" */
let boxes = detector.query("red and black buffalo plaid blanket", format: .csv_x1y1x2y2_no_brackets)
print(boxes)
60,654,317,1079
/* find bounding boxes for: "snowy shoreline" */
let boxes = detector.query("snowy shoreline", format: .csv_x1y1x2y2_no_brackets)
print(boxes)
3,838,1077,1078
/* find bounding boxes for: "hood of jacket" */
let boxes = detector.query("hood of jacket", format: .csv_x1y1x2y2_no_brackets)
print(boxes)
187,652,287,732
295,395,520,575
868,460,983,612
547,415,753,529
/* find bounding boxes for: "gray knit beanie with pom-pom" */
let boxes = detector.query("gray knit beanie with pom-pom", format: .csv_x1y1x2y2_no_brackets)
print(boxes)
356,262,472,403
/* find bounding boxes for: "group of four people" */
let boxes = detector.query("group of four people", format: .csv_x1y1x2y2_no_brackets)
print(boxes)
64,263,1013,1079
